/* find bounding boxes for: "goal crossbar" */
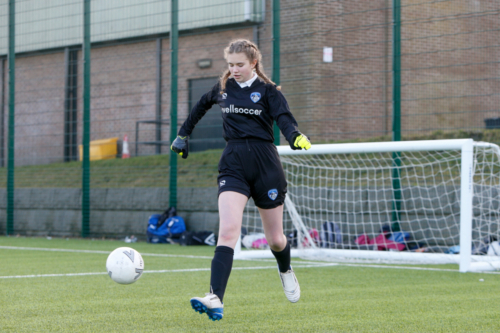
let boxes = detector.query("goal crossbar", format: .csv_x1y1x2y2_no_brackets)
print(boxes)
275,139,473,156
235,139,500,272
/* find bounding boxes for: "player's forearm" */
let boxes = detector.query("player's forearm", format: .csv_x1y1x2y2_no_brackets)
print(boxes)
275,113,300,145
178,103,208,137
179,86,218,136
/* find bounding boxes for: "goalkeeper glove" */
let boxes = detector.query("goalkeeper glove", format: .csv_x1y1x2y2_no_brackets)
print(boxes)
170,135,189,159
291,133,312,150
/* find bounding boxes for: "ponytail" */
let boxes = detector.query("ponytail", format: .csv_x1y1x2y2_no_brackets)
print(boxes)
255,62,281,91
219,69,231,94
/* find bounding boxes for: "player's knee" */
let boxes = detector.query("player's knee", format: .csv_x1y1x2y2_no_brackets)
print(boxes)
218,232,237,244
218,225,239,244
267,235,286,251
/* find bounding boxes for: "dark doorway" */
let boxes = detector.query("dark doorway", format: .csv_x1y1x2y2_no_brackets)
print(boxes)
188,77,225,152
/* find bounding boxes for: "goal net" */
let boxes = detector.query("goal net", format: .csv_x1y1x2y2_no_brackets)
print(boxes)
237,139,500,272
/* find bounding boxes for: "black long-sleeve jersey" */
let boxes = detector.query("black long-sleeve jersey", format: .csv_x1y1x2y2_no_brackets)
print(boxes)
178,77,300,145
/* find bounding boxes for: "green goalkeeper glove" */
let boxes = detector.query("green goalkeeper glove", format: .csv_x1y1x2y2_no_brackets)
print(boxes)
170,135,189,159
291,133,312,150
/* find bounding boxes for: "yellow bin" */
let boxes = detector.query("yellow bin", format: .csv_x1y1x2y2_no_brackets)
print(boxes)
79,137,119,161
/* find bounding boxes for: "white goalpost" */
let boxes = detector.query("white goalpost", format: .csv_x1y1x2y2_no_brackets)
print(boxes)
234,139,500,273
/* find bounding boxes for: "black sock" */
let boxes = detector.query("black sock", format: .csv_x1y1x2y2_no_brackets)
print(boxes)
271,241,291,273
210,246,234,303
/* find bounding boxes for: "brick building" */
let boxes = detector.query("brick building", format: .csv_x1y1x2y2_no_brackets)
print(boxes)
0,0,498,166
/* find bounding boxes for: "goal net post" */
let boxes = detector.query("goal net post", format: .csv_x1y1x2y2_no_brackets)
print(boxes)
235,139,500,272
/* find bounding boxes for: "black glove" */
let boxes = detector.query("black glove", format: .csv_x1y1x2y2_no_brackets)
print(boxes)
170,135,189,159
290,132,312,150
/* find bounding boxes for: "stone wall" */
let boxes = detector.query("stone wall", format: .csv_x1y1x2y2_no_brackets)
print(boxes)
0,185,497,246
0,187,220,239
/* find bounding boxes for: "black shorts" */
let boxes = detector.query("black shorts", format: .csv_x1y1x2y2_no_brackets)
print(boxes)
217,139,287,209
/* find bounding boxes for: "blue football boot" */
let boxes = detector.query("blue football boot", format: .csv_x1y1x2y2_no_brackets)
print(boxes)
190,293,224,321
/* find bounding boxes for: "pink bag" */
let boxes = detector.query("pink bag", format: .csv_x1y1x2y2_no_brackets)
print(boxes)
302,228,320,247
370,234,405,251
252,238,269,249
355,234,371,245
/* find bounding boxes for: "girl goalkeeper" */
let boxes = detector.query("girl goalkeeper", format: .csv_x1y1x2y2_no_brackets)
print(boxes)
171,39,311,321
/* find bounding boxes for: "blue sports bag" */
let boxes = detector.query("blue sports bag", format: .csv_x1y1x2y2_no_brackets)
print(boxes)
147,215,186,243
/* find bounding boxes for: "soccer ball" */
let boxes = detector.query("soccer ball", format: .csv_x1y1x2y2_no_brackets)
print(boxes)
106,247,144,284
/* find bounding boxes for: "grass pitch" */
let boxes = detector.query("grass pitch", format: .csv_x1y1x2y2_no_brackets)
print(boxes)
1,237,499,332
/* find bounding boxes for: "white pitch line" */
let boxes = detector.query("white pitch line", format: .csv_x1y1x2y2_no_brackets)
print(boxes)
2,246,499,275
0,246,213,260
341,263,500,275
0,246,328,265
145,263,338,274
2,261,499,279
0,272,107,279
0,263,338,279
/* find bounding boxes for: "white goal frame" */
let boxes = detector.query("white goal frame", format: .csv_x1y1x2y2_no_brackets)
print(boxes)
234,139,500,272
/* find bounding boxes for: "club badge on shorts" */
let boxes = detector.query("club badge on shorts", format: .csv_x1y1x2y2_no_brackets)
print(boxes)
250,92,261,103
268,189,278,200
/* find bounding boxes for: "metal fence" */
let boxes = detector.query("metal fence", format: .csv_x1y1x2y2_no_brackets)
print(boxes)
0,0,499,237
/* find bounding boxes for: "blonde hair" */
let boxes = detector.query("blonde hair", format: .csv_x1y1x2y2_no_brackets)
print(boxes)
219,39,280,93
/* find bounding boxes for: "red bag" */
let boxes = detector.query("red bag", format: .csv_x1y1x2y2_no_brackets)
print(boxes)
355,234,371,245
370,234,405,251
302,228,320,247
